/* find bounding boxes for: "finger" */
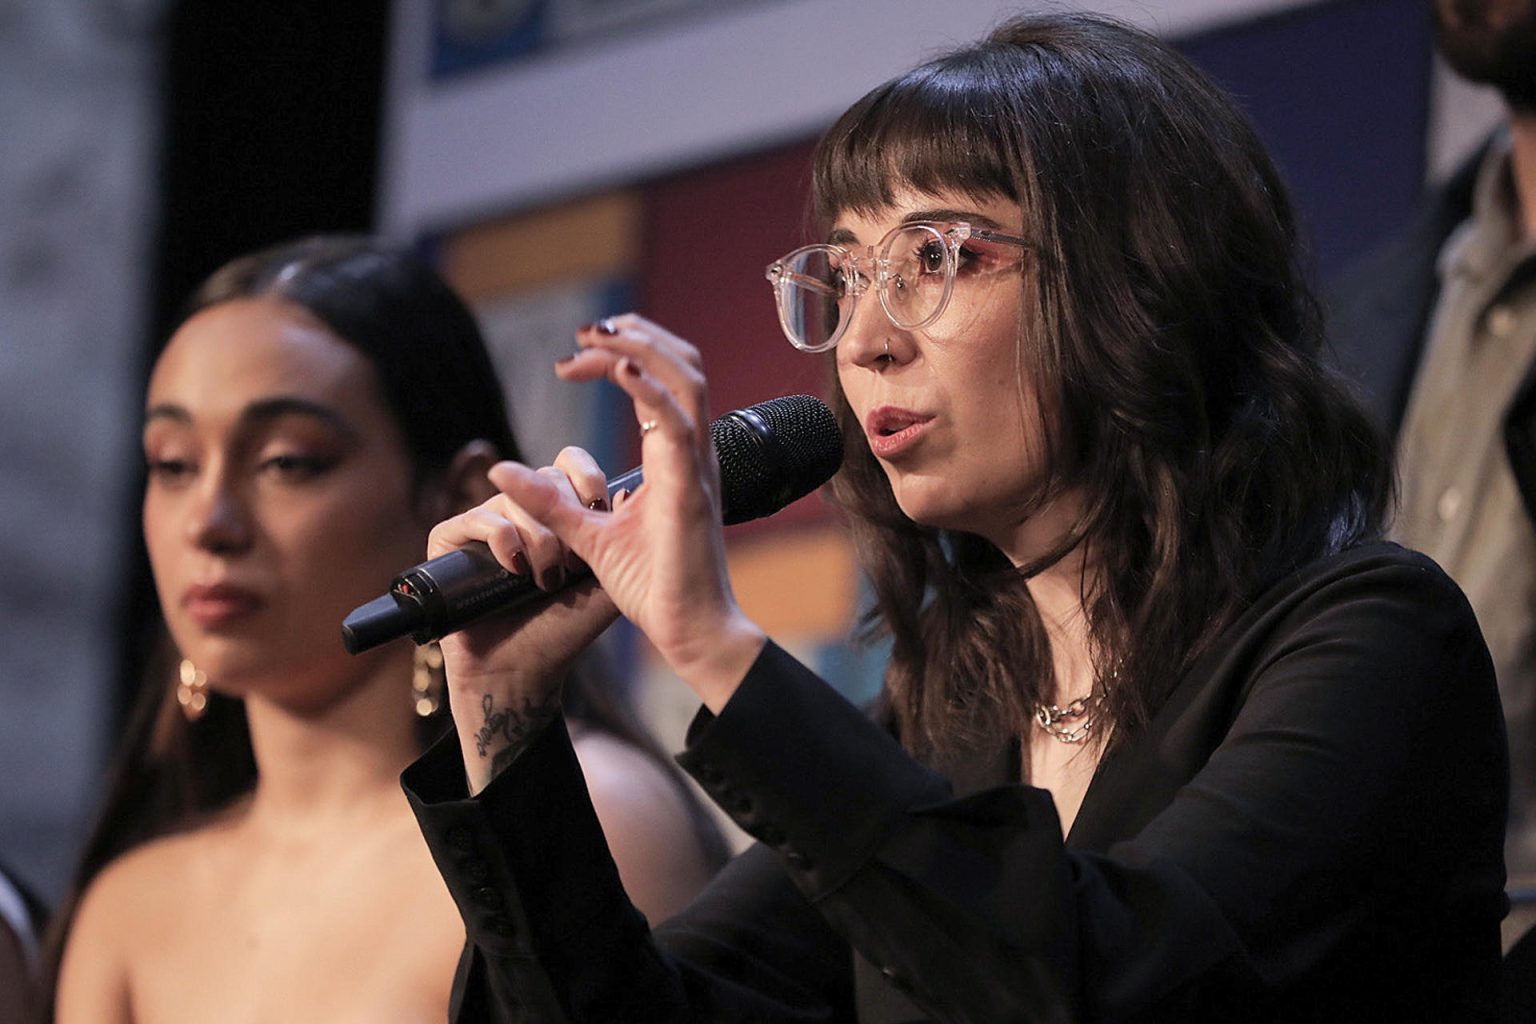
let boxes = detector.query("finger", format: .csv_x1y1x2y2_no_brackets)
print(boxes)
552,446,611,511
475,507,531,578
577,315,709,435
609,358,721,517
612,355,698,451
426,504,534,585
485,460,600,553
428,503,523,566
519,466,586,590
552,346,610,382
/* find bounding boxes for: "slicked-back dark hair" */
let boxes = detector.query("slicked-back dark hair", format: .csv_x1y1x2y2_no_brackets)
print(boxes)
818,14,1392,755
184,235,524,481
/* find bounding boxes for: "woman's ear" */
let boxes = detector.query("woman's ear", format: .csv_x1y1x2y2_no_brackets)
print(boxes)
420,439,500,524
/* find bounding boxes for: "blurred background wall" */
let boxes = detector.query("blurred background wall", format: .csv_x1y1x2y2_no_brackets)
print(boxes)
0,0,1505,900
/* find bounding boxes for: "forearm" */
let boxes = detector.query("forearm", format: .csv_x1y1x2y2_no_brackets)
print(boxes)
449,680,560,795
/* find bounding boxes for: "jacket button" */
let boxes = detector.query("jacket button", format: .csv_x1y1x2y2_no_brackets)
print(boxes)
475,886,504,909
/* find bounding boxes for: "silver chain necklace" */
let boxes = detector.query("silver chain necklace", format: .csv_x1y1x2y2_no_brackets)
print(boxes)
1033,690,1105,745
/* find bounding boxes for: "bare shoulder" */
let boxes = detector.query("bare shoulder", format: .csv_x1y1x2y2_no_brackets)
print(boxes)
56,824,219,1023
571,729,716,922
72,830,189,936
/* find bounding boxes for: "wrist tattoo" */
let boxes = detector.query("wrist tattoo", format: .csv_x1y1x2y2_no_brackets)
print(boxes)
474,692,558,773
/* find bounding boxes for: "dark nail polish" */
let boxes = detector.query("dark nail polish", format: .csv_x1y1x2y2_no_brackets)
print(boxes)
587,496,609,511
613,487,631,505
540,565,566,591
555,352,578,366
578,322,598,334
622,358,642,377
509,551,530,576
596,318,619,336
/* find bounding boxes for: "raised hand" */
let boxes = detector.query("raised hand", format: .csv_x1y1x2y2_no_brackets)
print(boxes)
428,315,767,789
491,316,768,707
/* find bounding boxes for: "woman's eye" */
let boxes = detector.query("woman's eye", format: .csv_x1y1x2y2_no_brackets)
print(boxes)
260,453,336,480
146,457,194,482
916,240,948,275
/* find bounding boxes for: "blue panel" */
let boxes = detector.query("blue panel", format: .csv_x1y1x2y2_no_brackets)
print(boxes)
431,0,549,81
1176,0,1433,279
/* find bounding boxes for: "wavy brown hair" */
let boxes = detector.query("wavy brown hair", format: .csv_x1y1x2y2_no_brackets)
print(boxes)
817,15,1392,757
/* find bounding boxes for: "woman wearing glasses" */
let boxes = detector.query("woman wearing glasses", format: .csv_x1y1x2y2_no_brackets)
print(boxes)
408,13,1507,1021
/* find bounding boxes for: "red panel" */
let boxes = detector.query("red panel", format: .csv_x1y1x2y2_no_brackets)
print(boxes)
638,138,842,534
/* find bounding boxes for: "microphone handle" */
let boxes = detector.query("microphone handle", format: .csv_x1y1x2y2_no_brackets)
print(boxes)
341,393,845,656
340,466,640,654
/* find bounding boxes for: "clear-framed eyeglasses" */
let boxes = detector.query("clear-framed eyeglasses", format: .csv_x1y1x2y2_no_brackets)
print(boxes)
765,221,1032,353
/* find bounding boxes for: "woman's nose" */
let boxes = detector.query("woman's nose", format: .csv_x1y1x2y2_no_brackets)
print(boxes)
837,294,904,370
186,474,252,554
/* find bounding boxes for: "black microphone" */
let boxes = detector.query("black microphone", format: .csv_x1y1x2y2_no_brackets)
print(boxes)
341,395,843,654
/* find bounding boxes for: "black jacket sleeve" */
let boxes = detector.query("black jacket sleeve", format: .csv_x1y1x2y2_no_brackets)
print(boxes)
404,716,853,1023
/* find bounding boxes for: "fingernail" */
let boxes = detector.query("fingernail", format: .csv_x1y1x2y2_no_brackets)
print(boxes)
540,564,566,591
587,496,609,511
596,318,619,336
578,322,598,334
619,357,642,377
509,551,530,576
612,487,631,507
555,352,578,366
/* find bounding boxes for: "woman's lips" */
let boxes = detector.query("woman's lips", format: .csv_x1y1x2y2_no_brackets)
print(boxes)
183,583,264,628
866,407,934,460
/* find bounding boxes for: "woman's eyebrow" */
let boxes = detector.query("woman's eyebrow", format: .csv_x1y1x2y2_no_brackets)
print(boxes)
826,209,1009,247
239,397,358,438
143,403,190,426
901,207,1004,228
142,397,360,439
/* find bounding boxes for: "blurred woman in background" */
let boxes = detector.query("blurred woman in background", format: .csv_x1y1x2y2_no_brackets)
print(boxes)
47,236,726,1022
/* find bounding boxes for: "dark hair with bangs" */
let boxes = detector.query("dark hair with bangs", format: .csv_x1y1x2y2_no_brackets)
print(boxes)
819,14,1392,756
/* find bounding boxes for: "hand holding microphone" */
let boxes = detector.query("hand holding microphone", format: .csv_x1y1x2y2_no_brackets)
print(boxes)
342,392,842,651
349,315,842,718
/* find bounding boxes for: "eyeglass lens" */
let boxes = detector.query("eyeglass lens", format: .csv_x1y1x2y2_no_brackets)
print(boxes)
777,225,950,351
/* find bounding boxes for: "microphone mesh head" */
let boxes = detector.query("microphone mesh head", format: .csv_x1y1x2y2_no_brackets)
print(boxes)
711,395,843,524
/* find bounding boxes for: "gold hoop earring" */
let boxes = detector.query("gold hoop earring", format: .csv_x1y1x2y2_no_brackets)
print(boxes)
412,642,445,717
177,658,209,722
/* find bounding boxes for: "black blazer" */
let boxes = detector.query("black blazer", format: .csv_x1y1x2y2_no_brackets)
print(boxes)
405,543,1507,1022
